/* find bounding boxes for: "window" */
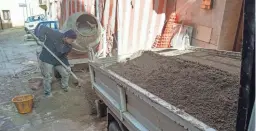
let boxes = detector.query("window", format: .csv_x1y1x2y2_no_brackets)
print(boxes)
26,15,44,22
2,10,10,20
42,22,56,29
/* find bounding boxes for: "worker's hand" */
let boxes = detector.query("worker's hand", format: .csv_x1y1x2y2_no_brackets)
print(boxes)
66,67,72,74
38,41,43,46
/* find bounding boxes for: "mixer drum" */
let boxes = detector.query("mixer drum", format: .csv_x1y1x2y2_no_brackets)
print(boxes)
62,13,102,53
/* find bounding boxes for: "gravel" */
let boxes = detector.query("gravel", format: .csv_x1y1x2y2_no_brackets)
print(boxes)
109,51,240,131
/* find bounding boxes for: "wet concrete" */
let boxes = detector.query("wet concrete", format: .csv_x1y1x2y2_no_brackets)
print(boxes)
0,28,107,131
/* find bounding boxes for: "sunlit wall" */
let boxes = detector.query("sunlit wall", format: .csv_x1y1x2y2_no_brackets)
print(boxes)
0,0,44,27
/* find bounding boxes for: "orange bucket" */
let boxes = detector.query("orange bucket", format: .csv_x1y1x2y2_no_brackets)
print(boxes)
12,94,34,114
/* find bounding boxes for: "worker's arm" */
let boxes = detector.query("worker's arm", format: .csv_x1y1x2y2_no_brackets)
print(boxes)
35,25,62,41
55,44,72,57
35,25,70,56
34,24,48,42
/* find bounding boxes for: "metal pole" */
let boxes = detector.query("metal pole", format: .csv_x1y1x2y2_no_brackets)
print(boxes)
117,0,122,56
25,0,29,17
29,3,32,16
0,16,3,30
95,0,99,20
23,7,26,25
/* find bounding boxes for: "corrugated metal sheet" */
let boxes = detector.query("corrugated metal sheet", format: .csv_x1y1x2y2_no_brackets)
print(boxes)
57,0,240,57
58,0,95,28
100,0,168,56
58,0,170,56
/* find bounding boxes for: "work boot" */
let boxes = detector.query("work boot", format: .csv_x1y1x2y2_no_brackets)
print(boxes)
63,87,69,92
45,93,53,98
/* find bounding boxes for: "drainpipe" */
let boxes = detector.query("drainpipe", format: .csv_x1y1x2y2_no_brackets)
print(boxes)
95,0,100,20
45,9,47,18
25,0,29,17
0,16,3,30
117,0,122,56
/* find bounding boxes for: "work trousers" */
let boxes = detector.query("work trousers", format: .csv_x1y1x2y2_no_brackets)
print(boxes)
40,61,70,95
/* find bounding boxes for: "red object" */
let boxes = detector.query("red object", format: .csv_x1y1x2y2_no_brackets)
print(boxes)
72,0,75,14
69,1,72,16
81,0,85,12
76,0,80,12
152,12,179,48
201,0,212,9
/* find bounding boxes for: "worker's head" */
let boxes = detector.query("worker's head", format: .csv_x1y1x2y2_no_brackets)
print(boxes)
63,29,77,44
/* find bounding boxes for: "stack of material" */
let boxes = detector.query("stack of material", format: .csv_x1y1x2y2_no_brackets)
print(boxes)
153,13,179,48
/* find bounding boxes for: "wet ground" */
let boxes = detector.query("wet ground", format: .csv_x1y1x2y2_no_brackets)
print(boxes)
0,28,106,131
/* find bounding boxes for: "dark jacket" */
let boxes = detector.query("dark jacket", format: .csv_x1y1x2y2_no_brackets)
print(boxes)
35,25,72,66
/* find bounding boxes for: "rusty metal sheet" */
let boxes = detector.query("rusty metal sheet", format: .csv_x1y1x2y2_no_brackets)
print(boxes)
58,0,95,28
58,0,172,59
99,0,168,56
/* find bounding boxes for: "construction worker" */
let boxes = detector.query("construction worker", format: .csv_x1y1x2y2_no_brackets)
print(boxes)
35,25,77,97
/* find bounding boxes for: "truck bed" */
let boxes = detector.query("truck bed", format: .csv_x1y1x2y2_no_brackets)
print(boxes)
89,48,241,131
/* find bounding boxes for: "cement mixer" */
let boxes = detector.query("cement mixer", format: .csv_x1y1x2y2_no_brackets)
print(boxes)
61,13,103,65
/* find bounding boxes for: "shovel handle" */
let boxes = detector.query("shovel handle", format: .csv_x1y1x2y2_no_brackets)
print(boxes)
30,31,79,80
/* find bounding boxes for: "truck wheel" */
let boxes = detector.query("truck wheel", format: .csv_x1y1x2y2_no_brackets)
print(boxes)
108,121,121,131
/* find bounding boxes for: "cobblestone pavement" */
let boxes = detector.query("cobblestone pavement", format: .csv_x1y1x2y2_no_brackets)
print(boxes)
0,28,106,131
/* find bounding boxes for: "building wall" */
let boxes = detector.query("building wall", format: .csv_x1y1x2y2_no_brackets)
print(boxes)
98,0,243,53
0,0,44,28
173,0,224,49
28,0,45,16
233,10,243,52
217,0,243,50
0,0,24,27
45,0,58,20
174,0,243,51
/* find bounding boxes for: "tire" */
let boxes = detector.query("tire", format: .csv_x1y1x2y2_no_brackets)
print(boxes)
108,121,121,131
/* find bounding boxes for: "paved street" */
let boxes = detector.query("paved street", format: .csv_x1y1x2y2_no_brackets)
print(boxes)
0,28,106,131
